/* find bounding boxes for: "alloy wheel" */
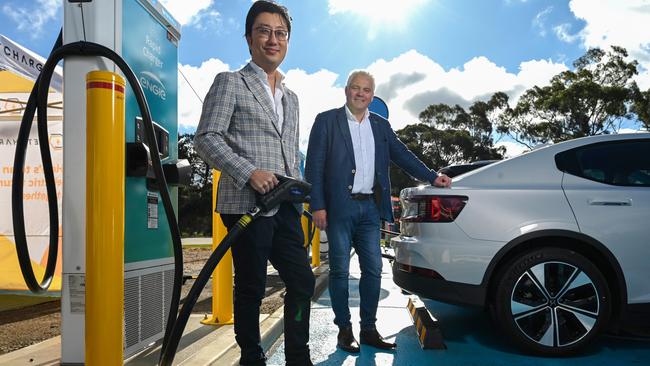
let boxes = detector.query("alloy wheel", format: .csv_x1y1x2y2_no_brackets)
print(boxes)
510,261,600,348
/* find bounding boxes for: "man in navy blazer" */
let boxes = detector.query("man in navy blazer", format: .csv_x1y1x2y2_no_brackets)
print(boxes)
305,70,451,353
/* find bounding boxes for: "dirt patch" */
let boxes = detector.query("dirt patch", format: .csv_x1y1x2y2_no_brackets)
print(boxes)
0,301,61,354
0,247,286,355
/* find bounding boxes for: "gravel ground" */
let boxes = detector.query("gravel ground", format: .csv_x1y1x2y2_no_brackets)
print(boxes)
0,247,286,355
0,300,61,354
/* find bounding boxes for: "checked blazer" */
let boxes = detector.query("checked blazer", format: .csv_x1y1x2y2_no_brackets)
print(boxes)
194,63,301,214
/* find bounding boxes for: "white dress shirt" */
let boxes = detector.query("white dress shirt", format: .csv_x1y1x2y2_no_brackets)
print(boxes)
345,105,375,194
250,61,285,132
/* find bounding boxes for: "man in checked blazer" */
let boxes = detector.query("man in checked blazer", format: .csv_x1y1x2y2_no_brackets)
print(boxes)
194,2,314,365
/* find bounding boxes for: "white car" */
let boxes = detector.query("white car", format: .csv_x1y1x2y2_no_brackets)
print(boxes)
391,133,650,355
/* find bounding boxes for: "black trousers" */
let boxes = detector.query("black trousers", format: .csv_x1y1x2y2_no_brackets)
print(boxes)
221,203,315,366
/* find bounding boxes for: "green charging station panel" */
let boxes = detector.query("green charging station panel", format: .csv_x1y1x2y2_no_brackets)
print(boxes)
122,0,178,263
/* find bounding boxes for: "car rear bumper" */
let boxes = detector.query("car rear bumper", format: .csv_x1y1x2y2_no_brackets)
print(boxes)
392,260,486,307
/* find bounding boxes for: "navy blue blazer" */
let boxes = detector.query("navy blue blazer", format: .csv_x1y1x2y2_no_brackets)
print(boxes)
305,107,437,222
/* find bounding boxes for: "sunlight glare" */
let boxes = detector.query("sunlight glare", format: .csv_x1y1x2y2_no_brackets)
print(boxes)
329,0,429,25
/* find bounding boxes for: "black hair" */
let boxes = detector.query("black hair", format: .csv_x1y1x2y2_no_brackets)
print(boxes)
245,0,292,39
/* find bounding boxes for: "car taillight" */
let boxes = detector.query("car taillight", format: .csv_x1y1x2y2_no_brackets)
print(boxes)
401,195,467,222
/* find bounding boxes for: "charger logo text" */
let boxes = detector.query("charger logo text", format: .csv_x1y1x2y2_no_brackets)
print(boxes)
139,71,167,100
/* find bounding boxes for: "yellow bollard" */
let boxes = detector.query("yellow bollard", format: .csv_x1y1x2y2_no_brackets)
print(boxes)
302,205,321,267
201,170,234,325
311,229,320,267
85,71,125,365
301,205,310,249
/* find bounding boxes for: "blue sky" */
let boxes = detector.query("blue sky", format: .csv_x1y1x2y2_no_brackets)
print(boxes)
177,0,584,73
1,0,649,156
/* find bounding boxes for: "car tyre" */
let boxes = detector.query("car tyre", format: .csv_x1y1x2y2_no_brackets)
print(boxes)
493,247,611,356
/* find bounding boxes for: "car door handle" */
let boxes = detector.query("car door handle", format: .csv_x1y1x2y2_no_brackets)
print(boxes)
588,199,632,206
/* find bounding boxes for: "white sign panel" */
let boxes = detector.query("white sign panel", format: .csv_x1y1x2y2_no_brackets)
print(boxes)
0,33,63,92
0,112,63,291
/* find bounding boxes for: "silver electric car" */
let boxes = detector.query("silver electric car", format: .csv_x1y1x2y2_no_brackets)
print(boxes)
391,133,650,355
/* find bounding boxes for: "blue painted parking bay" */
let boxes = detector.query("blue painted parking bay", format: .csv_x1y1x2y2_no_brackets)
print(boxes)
267,254,650,365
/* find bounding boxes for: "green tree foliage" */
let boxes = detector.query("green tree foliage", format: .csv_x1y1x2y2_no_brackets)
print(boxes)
499,46,644,146
388,46,649,195
631,86,650,129
177,134,212,237
389,94,506,194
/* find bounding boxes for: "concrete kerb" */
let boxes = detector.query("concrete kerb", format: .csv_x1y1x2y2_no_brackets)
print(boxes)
205,262,330,365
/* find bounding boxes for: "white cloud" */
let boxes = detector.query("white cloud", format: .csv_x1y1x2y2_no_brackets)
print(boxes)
187,10,222,30
533,7,553,37
160,0,212,25
495,141,529,158
178,58,231,129
517,59,568,91
180,50,566,157
2,0,60,36
290,50,564,156
619,128,650,134
565,0,650,88
361,50,566,132
635,70,650,91
447,57,518,100
553,23,580,43
284,69,344,149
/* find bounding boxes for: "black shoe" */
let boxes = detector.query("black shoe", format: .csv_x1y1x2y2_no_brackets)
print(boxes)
286,353,313,366
286,360,313,366
239,352,266,366
337,326,360,353
359,328,396,350
239,359,266,366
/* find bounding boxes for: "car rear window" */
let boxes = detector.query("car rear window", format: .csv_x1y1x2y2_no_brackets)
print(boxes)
555,139,650,187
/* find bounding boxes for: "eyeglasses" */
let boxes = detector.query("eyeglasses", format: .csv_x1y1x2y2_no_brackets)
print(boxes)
255,26,289,41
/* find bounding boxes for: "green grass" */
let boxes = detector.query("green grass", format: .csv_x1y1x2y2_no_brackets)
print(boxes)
182,243,213,249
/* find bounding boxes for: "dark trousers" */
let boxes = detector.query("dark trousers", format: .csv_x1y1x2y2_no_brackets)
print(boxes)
221,203,315,366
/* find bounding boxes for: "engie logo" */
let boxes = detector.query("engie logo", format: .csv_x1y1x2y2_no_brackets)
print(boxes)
139,71,167,100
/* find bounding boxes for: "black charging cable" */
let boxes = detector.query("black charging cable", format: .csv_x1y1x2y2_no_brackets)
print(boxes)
159,208,260,365
11,31,63,294
159,175,311,365
302,210,316,248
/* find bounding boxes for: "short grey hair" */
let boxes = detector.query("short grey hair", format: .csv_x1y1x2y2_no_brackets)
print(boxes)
346,70,375,92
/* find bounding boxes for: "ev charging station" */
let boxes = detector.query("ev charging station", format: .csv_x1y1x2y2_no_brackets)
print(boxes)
11,1,311,364
61,0,181,363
